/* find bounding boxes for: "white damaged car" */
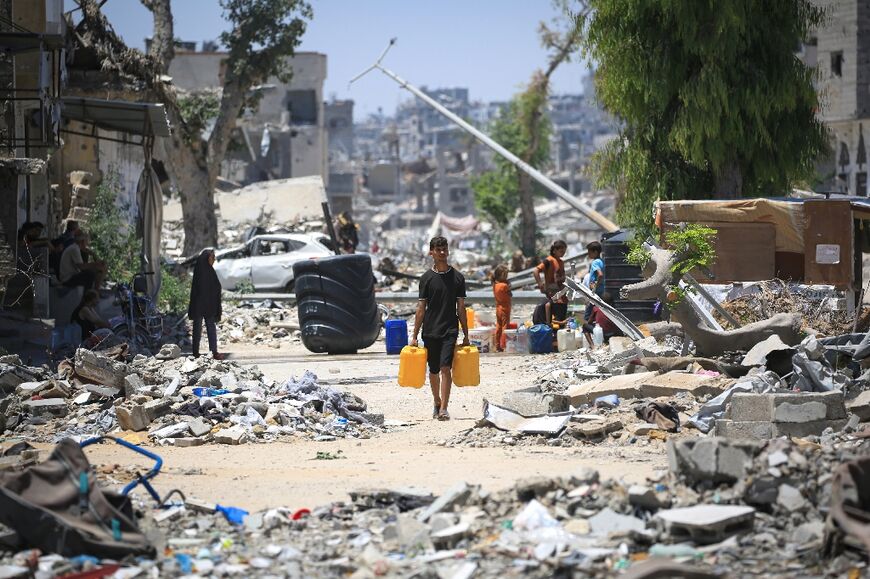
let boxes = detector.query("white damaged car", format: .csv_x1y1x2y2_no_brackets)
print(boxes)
213,233,334,291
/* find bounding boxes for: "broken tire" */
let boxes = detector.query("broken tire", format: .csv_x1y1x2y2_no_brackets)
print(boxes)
293,254,379,355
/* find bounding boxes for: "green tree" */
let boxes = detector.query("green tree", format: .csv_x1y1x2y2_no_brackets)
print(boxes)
87,172,139,283
78,0,312,256
585,0,829,235
473,0,586,256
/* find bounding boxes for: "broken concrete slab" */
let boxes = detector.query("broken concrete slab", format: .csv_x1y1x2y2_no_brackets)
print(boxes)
668,437,760,484
777,484,808,512
123,373,145,398
151,422,191,439
22,398,68,418
566,371,731,406
384,514,432,551
417,482,473,523
656,505,754,544
481,400,571,435
188,417,212,437
846,390,870,422
588,507,646,535
500,389,568,416
741,335,793,367
74,349,128,390
430,522,470,548
143,398,173,422
84,383,120,398
571,418,623,438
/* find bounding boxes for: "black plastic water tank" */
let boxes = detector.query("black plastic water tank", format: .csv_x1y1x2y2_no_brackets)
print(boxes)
601,230,660,323
293,254,380,354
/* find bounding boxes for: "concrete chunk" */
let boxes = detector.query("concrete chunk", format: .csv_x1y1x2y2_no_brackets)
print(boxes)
214,426,246,445
501,389,568,416
667,437,759,484
188,417,212,437
847,390,870,422
656,505,754,544
588,507,646,535
729,391,846,423
417,481,473,522
74,349,128,390
151,422,191,439
85,383,121,398
116,404,150,432
144,398,173,422
22,398,68,417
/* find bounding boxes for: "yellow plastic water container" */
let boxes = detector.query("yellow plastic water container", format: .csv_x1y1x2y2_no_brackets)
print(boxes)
453,345,480,387
398,346,427,388
466,307,476,329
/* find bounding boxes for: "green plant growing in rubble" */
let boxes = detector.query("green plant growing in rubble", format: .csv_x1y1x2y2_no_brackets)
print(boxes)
158,266,191,314
626,223,717,303
87,171,139,284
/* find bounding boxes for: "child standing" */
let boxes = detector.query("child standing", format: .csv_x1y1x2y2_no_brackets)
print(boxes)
533,239,567,296
411,236,471,420
492,264,512,352
584,240,606,322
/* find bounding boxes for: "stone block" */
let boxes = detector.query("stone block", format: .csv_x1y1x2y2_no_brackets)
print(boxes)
151,422,191,439
144,398,173,422
188,417,212,437
214,426,245,445
771,391,845,422
728,393,774,422
715,418,847,439
123,374,145,398
115,404,150,431
22,398,68,418
714,420,774,440
85,383,121,398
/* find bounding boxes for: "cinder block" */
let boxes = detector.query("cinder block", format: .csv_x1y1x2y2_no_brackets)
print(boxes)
714,419,774,440
771,391,846,422
115,404,150,431
729,393,774,422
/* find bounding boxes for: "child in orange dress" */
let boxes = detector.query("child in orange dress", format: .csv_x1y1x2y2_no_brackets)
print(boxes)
492,264,512,352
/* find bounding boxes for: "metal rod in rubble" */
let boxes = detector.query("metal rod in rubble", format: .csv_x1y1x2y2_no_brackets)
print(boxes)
350,39,620,234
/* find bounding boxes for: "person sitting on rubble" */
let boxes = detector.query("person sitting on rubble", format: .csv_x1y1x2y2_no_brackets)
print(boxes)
336,211,360,254
410,236,471,421
533,239,567,296
532,283,570,329
582,292,622,347
59,231,106,290
71,289,110,339
188,248,225,360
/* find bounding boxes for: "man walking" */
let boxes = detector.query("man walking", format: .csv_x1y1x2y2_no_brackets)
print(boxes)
411,236,470,420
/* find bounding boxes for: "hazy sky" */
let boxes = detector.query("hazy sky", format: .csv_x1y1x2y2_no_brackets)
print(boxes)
100,0,591,120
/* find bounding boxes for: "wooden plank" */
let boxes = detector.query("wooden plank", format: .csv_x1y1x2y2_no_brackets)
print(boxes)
803,200,854,289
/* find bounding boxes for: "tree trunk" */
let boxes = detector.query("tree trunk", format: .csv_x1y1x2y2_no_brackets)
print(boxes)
142,0,174,73
714,159,743,199
518,171,537,257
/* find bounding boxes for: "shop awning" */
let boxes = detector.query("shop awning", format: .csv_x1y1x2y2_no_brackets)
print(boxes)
61,97,171,137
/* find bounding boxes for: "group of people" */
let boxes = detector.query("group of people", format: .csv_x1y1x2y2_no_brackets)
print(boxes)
411,235,623,421
490,238,620,352
16,220,107,291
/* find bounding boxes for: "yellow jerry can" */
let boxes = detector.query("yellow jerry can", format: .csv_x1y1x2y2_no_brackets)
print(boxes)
398,346,427,388
453,345,480,387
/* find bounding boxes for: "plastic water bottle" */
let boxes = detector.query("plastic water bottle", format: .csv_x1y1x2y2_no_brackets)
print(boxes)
592,324,604,348
568,317,578,331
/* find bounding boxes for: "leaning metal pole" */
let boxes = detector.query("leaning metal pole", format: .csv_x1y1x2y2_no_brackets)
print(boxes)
350,39,620,233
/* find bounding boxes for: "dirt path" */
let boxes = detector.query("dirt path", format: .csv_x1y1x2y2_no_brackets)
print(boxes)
82,342,667,511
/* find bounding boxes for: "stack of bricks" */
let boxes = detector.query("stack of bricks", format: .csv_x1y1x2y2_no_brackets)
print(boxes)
715,391,847,439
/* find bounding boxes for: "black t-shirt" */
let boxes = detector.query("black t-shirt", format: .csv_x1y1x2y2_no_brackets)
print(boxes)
532,299,568,326
419,267,466,339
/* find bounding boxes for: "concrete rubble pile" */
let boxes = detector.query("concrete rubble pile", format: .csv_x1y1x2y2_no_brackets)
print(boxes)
219,300,301,348
0,349,387,447
1,428,868,577
452,320,870,450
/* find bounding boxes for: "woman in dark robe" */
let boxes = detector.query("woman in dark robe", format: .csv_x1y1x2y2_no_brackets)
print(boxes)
188,248,224,359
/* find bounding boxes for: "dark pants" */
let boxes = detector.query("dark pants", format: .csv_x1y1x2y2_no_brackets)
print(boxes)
63,270,96,289
192,315,218,355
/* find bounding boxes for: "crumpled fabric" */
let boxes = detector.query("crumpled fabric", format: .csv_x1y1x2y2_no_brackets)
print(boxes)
175,400,225,422
688,371,784,433
278,371,369,423
791,335,850,392
634,401,680,432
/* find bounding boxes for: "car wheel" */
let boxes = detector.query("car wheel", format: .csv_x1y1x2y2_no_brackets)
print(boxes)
284,280,295,293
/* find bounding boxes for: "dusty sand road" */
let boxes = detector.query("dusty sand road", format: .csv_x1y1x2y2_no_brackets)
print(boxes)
82,341,666,511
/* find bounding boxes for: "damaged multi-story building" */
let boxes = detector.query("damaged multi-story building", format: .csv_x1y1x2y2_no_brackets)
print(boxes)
806,0,870,195
169,45,328,188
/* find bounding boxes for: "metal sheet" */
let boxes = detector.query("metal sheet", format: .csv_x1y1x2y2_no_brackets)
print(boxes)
562,278,644,340
481,399,571,435
61,97,171,137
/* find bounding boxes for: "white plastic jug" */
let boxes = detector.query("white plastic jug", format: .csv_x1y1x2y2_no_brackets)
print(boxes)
557,329,577,352
592,324,604,348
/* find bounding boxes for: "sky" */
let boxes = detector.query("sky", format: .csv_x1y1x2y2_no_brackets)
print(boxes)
100,0,591,120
